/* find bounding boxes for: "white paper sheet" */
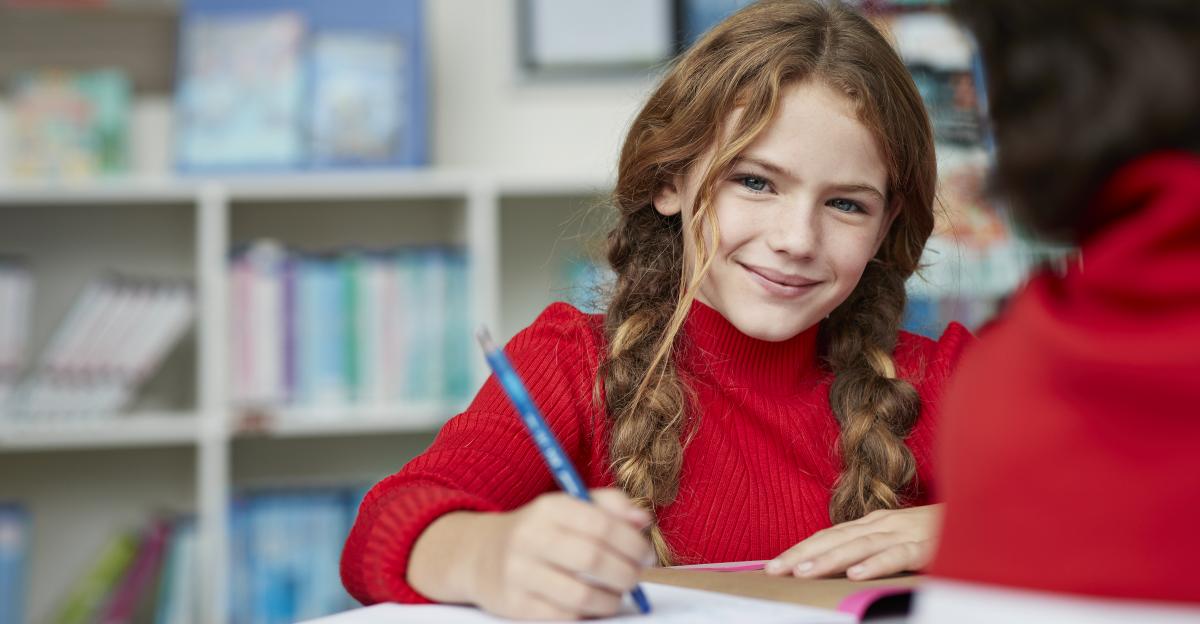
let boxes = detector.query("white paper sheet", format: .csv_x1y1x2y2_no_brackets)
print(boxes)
302,582,854,623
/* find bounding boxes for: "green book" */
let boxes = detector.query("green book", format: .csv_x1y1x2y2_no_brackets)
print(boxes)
52,529,140,624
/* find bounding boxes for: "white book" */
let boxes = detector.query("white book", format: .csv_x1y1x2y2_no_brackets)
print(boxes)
130,285,194,383
108,283,154,380
248,242,285,403
230,255,253,403
41,281,106,374
76,280,131,377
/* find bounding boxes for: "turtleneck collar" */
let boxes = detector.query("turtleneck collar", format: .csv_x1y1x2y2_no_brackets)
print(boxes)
680,298,823,395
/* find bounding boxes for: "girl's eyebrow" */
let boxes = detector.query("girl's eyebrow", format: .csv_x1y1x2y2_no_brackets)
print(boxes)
732,155,800,182
734,155,886,203
828,183,886,204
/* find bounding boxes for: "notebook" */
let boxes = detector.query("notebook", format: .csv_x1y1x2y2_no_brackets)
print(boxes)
647,563,920,620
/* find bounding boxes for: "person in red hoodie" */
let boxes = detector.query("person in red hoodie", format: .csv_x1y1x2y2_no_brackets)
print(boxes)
341,1,970,620
917,1,1200,622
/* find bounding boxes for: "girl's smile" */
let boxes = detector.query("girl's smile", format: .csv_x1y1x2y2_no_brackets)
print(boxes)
739,262,822,298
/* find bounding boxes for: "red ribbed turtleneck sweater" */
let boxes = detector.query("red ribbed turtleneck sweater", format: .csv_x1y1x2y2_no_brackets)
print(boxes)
341,300,970,604
931,152,1200,603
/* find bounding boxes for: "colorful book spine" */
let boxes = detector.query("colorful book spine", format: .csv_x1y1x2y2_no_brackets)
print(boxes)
228,242,472,414
51,530,140,624
0,504,30,624
97,518,173,624
154,517,197,624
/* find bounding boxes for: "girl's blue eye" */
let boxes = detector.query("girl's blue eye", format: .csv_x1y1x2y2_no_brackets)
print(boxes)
828,198,865,214
739,175,770,193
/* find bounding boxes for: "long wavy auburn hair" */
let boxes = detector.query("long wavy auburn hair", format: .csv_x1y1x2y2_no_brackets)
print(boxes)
598,0,937,564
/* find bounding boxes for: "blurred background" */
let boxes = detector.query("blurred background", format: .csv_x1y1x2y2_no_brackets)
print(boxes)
0,0,1066,622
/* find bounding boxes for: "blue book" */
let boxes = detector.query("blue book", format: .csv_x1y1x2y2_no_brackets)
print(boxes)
397,250,430,401
309,32,407,166
0,504,30,624
296,257,321,404
297,256,349,405
175,10,307,171
228,497,252,624
177,0,427,170
248,493,294,624
154,516,197,624
290,491,352,619
442,250,472,401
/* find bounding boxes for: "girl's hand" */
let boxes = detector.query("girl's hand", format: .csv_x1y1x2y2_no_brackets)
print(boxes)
467,488,655,620
764,504,943,581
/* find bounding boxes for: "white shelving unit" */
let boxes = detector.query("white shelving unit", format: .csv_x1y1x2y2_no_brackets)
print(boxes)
0,171,610,622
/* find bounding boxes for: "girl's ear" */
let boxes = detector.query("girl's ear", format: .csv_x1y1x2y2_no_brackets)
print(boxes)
653,177,684,217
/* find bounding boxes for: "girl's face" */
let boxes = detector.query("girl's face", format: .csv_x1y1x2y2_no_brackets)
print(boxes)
654,80,895,342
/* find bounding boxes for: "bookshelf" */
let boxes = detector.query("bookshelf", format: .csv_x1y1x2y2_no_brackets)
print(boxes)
0,170,612,622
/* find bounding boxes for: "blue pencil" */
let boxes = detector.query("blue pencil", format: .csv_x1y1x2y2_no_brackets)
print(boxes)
476,327,653,615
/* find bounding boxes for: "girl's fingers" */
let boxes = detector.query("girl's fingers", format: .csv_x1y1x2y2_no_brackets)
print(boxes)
551,495,653,566
792,531,899,578
765,524,865,575
845,540,934,581
538,527,641,593
526,563,624,618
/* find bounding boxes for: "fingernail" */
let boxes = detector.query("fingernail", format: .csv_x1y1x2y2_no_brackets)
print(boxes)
765,560,785,574
795,561,813,576
847,565,865,578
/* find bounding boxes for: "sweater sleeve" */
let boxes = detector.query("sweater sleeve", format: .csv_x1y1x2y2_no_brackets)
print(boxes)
339,303,602,605
898,322,974,504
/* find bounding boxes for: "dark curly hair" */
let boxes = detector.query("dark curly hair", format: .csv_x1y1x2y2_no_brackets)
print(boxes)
951,0,1200,241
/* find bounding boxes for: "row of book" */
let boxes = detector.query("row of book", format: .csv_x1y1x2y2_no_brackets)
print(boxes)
229,241,473,409
177,0,426,171
2,276,194,419
0,504,29,624
30,486,366,624
6,0,426,179
228,487,365,624
0,261,33,409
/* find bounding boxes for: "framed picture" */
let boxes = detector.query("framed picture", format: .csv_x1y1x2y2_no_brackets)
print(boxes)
519,0,675,75
678,0,757,49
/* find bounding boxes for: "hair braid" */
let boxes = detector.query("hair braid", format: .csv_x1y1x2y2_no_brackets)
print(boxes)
822,263,922,523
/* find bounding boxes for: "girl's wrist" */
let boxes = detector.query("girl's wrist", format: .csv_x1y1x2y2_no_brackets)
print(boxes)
410,510,496,604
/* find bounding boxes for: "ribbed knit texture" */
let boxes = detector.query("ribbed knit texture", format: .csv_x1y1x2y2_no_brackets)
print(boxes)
341,299,971,605
931,152,1200,604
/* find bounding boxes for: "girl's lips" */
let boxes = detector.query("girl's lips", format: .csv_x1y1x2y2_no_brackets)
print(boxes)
741,264,821,297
